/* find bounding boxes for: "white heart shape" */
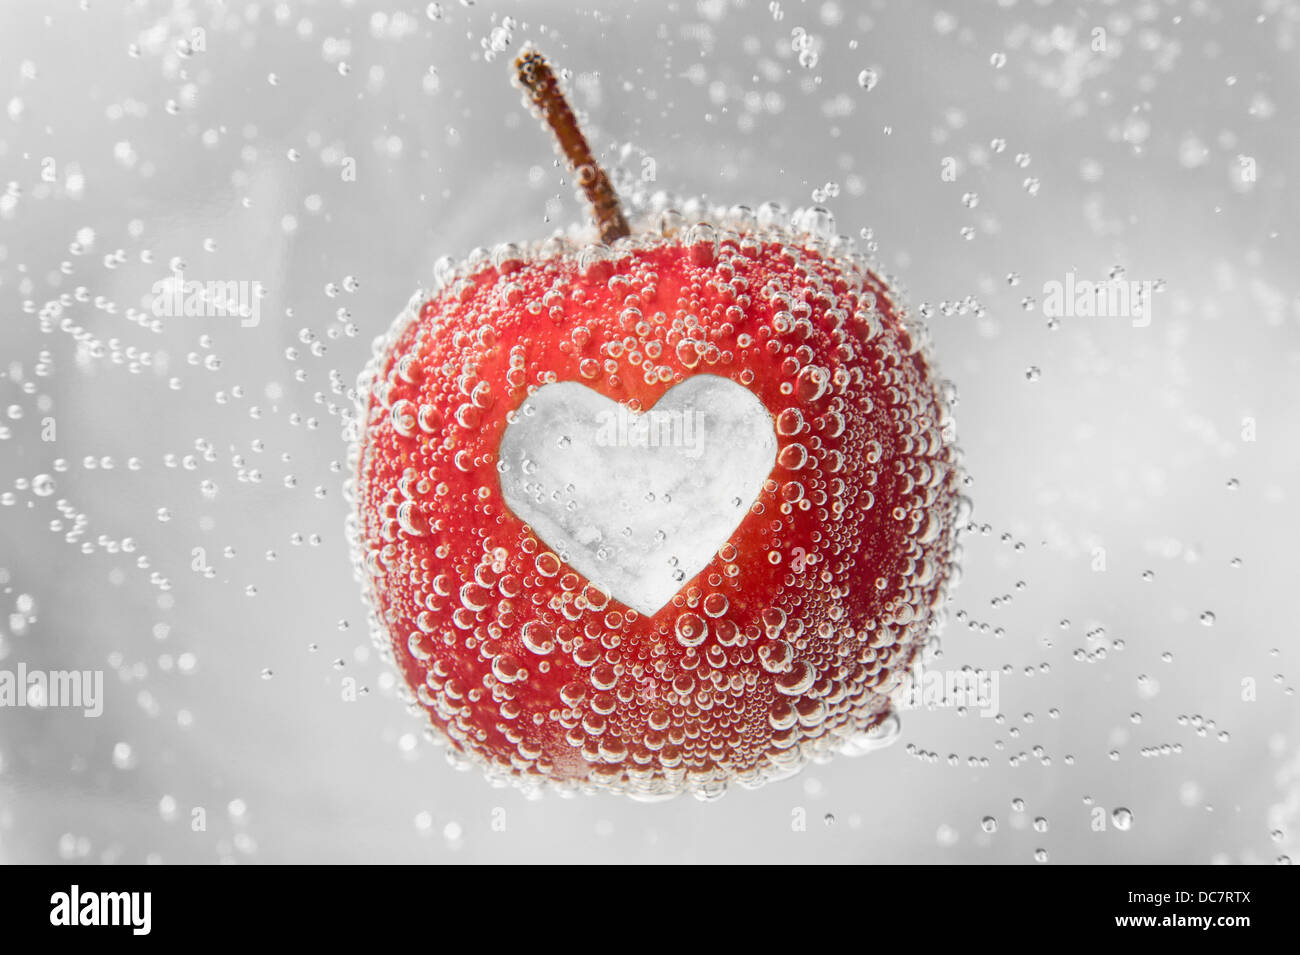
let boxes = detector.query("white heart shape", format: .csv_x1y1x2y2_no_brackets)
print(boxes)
498,375,777,616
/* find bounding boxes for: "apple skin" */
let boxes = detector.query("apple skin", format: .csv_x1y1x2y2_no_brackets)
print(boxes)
346,202,964,799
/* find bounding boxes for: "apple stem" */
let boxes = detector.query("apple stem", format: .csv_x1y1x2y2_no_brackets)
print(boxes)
515,49,631,245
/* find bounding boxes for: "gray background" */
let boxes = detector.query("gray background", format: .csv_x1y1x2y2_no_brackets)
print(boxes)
0,0,1297,864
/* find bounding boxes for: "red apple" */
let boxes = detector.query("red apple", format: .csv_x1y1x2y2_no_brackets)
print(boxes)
346,50,962,798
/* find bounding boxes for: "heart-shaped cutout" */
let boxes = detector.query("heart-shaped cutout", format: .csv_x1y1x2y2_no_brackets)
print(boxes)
497,375,777,616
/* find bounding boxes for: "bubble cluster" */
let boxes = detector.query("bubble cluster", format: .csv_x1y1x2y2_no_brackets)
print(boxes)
347,199,964,798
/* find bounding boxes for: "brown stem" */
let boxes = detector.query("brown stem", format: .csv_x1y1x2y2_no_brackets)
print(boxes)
515,49,631,245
